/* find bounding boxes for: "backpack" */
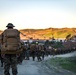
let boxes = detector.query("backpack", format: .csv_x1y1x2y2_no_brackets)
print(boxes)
2,29,21,51
30,44,36,52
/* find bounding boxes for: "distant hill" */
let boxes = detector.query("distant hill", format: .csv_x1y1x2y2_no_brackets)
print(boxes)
19,28,76,40
0,28,76,40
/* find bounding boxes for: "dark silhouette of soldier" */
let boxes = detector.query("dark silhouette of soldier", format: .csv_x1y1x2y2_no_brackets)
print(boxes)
0,23,22,75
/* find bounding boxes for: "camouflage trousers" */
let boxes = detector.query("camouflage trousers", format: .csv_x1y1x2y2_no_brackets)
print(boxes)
0,56,4,67
36,51,42,61
4,54,18,75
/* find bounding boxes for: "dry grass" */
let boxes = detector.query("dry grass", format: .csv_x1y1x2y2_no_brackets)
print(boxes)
0,28,76,40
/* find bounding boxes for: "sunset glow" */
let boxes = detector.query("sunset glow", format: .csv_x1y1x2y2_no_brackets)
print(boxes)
0,0,76,30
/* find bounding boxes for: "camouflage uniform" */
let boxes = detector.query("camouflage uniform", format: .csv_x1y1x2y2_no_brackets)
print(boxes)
40,45,45,60
0,23,21,75
36,45,42,61
25,48,30,60
17,41,26,64
0,48,4,67
31,50,36,61
0,55,4,67
30,44,36,61
41,50,45,60
4,54,17,75
36,50,42,61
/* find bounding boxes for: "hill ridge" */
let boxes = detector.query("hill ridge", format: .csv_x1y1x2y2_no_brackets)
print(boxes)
0,28,76,40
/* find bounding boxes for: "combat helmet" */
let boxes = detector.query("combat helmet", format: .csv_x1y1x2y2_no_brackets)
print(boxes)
6,23,15,27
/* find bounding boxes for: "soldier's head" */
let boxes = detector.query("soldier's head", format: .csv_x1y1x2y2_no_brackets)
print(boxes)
6,23,15,29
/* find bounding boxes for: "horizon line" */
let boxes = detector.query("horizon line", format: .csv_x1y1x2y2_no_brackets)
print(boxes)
19,27,76,30
0,27,76,31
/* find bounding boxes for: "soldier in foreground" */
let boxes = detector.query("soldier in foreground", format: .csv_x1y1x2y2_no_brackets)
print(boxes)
0,23,22,75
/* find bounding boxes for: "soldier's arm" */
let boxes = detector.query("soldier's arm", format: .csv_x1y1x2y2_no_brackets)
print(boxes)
0,33,3,45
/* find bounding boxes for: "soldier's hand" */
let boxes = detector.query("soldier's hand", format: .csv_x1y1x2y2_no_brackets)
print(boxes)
16,54,20,57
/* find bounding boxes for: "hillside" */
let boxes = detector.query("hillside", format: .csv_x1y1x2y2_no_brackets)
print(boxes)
0,28,76,40
19,28,76,40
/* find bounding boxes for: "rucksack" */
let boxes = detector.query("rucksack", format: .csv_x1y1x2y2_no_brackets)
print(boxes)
30,44,36,51
2,29,21,51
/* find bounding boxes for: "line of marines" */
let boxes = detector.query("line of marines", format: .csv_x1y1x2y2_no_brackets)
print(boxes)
0,41,46,67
